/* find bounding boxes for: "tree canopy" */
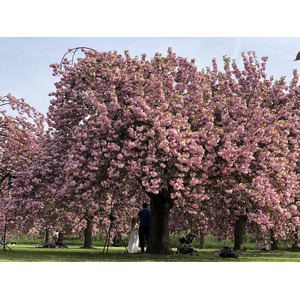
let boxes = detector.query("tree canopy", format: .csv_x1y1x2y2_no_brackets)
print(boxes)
2,48,300,253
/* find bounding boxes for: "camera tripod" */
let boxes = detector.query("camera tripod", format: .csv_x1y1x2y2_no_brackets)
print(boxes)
102,214,128,254
0,241,14,252
0,215,14,252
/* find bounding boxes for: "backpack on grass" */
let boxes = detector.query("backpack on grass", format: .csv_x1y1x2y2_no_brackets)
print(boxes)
219,247,239,259
179,247,194,254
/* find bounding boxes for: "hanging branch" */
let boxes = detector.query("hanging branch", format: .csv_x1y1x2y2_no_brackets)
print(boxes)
58,47,97,70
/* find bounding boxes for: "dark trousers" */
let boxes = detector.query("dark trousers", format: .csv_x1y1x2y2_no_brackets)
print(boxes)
139,226,149,252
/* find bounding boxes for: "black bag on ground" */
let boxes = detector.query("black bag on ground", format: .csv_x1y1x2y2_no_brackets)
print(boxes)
219,247,239,258
226,252,239,258
179,247,194,254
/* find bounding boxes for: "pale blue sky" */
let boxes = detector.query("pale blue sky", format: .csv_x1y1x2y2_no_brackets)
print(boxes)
1,37,300,115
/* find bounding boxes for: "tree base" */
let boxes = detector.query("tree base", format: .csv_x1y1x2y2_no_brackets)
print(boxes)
146,189,174,254
234,215,247,251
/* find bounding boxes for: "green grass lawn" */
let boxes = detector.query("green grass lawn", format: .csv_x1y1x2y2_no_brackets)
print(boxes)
1,244,300,262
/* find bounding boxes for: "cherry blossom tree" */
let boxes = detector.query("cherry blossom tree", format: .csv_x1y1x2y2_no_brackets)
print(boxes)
201,52,300,250
0,94,44,238
168,53,300,251
44,47,216,253
14,47,300,254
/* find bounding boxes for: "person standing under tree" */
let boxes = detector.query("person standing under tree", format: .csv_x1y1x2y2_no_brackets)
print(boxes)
137,203,151,253
52,229,59,244
127,217,139,253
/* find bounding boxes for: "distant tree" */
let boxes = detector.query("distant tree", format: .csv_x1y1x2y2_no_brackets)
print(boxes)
202,53,300,250
0,94,44,237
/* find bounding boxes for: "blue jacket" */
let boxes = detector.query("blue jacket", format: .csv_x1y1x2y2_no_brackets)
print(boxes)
138,209,151,227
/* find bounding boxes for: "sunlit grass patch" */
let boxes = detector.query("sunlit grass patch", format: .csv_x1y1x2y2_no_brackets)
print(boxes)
0,244,300,262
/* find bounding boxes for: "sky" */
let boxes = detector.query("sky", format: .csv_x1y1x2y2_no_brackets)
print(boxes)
1,37,300,116
1,0,300,298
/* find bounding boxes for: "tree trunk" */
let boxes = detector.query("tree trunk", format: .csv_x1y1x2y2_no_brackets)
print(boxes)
58,232,64,244
44,229,49,244
270,229,279,250
292,229,298,250
199,231,205,249
147,189,174,254
234,215,247,250
83,218,93,248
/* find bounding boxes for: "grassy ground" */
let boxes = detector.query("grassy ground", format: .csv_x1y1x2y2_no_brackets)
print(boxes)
1,244,300,262
14,232,295,250
2,232,299,262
